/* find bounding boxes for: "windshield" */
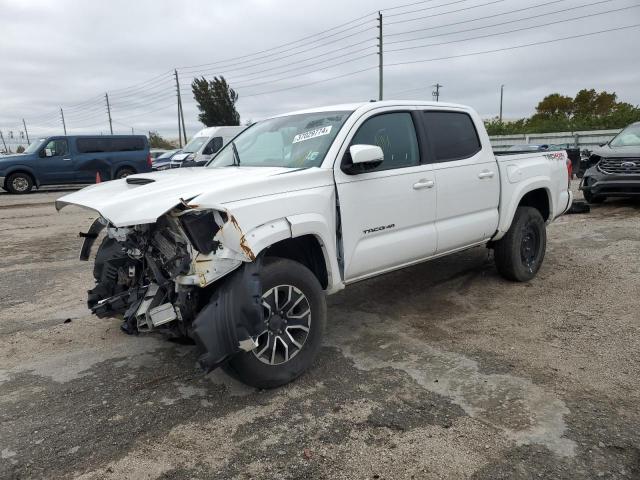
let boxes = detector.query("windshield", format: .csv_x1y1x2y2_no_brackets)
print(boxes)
208,111,351,168
182,137,208,153
24,138,47,154
610,124,640,147
156,150,178,160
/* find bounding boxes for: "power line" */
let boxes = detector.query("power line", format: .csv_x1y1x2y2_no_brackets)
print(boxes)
241,65,377,98
386,0,505,25
386,5,639,53
180,24,376,77
218,51,376,91
384,0,569,37
386,23,640,68
385,0,614,44
385,0,476,17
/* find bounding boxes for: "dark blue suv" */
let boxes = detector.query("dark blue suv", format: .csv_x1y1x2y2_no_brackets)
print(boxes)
0,135,151,194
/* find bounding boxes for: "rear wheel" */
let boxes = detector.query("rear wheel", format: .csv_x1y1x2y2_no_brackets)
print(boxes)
494,206,546,282
5,172,33,194
223,258,326,389
116,167,135,179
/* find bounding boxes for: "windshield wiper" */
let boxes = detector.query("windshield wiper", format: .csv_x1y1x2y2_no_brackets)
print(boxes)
231,141,241,167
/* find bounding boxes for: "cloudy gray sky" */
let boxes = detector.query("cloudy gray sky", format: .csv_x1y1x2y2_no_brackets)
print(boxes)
1,0,639,145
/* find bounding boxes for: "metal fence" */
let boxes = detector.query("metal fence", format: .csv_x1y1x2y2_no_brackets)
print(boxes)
490,129,621,152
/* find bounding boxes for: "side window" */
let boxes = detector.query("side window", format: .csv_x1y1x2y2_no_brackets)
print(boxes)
422,111,481,162
43,139,68,157
203,137,223,155
348,112,419,172
77,138,107,153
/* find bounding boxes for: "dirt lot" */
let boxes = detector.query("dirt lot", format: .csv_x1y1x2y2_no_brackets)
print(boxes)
0,184,639,480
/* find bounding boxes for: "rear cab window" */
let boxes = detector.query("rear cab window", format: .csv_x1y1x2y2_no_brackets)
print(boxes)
421,111,481,162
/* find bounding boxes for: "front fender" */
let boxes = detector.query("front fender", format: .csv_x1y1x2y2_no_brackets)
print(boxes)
215,211,342,293
3,164,40,186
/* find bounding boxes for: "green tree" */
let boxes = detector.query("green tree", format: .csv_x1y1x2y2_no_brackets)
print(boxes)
148,131,175,149
486,89,640,135
191,76,240,126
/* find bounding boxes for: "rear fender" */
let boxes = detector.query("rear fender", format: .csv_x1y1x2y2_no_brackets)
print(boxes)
495,179,553,240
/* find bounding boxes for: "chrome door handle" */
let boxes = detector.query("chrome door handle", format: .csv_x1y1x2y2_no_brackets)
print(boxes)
413,179,435,190
478,171,494,179
63,158,72,161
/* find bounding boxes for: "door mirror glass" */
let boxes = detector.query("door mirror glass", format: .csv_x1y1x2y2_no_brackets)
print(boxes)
350,144,384,165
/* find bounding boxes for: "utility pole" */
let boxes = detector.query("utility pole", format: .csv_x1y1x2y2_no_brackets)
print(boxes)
499,84,504,122
432,83,442,102
22,118,30,144
0,131,7,153
377,12,383,101
60,108,67,135
174,69,187,146
131,127,134,135
105,93,113,134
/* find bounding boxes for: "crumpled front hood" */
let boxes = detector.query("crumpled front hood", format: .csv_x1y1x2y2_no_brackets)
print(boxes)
55,166,304,226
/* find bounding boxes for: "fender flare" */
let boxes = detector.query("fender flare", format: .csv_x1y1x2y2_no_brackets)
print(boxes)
216,212,343,293
494,178,553,241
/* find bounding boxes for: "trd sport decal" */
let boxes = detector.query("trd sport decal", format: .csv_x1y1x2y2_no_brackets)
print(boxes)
363,224,395,235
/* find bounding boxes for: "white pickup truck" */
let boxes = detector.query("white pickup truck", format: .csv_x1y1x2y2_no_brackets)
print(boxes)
57,101,572,388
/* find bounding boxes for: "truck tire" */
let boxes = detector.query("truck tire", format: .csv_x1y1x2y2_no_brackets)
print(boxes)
6,172,34,194
494,206,546,282
116,167,136,179
223,257,326,389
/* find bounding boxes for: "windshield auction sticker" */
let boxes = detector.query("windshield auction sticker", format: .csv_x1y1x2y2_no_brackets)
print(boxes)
293,126,332,144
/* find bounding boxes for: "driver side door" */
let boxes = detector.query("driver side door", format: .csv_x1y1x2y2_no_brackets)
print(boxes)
334,109,437,283
38,138,74,183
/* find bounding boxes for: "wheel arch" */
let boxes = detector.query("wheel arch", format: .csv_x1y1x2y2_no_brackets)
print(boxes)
4,167,39,189
495,181,553,241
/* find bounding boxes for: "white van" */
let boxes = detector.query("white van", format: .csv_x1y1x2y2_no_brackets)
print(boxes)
171,126,246,167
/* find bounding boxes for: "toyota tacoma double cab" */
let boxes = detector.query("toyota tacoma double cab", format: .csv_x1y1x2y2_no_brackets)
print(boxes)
56,101,572,388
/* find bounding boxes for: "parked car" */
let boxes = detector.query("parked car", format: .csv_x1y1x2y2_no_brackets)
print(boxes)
152,149,181,171
581,122,640,203
56,101,572,388
0,135,151,194
169,126,246,168
150,148,168,160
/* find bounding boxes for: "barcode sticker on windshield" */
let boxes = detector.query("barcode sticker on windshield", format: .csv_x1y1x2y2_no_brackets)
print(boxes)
293,126,332,144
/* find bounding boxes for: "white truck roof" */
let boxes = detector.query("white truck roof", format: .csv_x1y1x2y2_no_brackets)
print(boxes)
274,100,472,118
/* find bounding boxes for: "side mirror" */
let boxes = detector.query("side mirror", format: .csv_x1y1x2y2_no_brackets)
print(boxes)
350,144,384,165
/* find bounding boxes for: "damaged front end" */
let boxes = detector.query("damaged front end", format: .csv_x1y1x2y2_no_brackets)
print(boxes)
83,205,263,371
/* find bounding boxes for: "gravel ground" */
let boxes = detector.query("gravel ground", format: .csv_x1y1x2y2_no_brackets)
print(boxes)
0,183,638,479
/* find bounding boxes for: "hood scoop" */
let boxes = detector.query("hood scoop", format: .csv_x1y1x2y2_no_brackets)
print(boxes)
127,177,155,185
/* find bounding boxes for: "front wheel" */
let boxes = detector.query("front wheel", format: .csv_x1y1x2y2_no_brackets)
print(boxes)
493,206,546,282
6,172,33,194
223,257,326,389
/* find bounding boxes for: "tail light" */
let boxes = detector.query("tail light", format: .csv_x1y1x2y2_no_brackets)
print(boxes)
147,153,152,167
566,158,572,187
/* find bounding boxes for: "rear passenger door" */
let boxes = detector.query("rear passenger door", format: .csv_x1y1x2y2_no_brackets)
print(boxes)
335,109,437,282
419,110,500,253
